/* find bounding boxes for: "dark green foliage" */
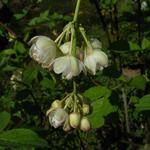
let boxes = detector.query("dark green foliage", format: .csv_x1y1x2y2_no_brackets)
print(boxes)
0,0,150,149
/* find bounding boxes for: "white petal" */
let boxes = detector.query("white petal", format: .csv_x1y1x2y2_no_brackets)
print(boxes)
59,42,71,54
53,56,68,74
49,108,68,128
28,36,50,45
84,55,97,75
90,38,102,49
94,50,108,67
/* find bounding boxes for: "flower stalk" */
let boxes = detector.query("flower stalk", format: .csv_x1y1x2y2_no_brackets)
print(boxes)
73,0,81,22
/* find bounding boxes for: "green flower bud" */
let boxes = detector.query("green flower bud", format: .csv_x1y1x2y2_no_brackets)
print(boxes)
69,112,81,128
51,100,62,108
63,118,71,132
80,117,91,132
82,104,90,115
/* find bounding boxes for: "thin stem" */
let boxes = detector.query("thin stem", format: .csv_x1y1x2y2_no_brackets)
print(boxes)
73,80,77,94
73,0,81,22
121,88,130,133
70,26,76,56
79,27,93,53
54,27,68,43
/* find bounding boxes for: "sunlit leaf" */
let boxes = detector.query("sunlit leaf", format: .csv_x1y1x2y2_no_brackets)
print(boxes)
84,86,111,101
87,97,117,128
135,94,150,112
141,38,150,50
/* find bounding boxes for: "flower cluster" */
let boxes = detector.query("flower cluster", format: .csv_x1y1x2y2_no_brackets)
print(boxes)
29,24,108,80
46,93,91,132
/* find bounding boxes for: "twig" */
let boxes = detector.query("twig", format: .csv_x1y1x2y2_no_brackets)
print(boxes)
121,88,130,133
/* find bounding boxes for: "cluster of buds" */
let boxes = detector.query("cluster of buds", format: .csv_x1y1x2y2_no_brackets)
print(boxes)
46,93,91,132
29,22,108,80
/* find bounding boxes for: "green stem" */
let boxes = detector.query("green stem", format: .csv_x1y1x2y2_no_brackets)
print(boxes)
79,27,93,53
73,0,81,22
54,27,68,43
73,80,77,94
69,26,76,56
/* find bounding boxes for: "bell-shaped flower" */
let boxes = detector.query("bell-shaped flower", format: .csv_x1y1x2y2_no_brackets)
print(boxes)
53,55,84,80
84,48,108,75
59,42,71,54
47,108,68,128
90,38,102,50
59,42,83,61
29,36,61,69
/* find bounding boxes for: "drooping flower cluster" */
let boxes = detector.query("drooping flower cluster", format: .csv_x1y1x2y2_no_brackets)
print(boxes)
46,93,91,132
29,24,108,80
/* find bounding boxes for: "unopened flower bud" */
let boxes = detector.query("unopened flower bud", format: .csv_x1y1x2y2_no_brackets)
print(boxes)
51,100,62,108
82,104,90,115
80,117,91,131
63,118,71,132
69,113,81,128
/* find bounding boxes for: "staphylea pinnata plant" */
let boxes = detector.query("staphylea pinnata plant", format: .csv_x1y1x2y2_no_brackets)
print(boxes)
29,0,108,132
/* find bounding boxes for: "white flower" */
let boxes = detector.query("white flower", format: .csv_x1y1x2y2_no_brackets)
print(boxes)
53,55,84,80
141,1,148,11
29,36,61,69
59,42,71,54
47,108,68,128
90,38,102,49
59,42,81,57
84,49,108,75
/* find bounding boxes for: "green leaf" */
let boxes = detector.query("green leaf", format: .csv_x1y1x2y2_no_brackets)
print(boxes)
28,10,49,26
0,112,10,132
130,75,146,90
87,97,117,128
1,49,16,55
14,10,28,20
135,94,150,112
14,41,26,54
141,38,150,50
0,129,49,148
40,77,55,89
129,41,141,51
23,68,38,84
119,0,134,14
84,86,116,128
0,146,5,150
83,86,111,101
